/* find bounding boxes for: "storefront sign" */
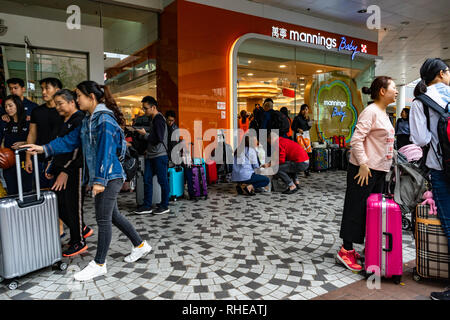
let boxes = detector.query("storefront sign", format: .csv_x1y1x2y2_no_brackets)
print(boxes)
317,80,357,143
271,26,367,60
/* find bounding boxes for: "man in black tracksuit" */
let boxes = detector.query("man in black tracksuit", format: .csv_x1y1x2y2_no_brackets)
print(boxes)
46,89,93,257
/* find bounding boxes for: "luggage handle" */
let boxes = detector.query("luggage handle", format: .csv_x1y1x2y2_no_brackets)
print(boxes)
15,147,41,203
382,232,393,252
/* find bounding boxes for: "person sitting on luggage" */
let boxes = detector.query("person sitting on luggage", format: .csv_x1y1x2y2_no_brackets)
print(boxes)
337,76,398,273
24,81,151,282
0,95,33,195
262,131,309,194
45,89,93,257
133,96,170,215
232,135,269,196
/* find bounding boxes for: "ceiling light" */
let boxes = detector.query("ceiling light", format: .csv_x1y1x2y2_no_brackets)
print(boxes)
279,65,287,68
248,60,252,64
357,9,367,13
247,73,254,76
300,83,305,86
399,36,408,40
316,70,323,73
400,21,409,25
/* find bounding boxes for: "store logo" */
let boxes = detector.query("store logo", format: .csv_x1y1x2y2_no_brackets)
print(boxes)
317,80,358,143
331,106,347,122
271,27,367,59
338,37,359,60
66,5,81,30
0,19,8,36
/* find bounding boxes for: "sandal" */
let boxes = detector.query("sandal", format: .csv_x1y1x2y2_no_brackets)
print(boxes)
243,185,256,196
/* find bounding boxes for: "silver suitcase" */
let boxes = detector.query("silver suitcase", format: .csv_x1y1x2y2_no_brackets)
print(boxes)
0,149,67,290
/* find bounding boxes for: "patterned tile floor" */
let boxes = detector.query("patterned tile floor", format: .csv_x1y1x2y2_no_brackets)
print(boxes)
0,171,416,300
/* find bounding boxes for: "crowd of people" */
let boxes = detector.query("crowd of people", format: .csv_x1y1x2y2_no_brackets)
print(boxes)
0,57,448,299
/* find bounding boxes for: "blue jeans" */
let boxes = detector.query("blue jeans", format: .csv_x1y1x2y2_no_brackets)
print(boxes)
144,155,169,209
240,173,270,189
430,169,450,251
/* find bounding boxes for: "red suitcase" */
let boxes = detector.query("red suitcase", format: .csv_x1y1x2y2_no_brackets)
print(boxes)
365,193,403,283
205,160,218,184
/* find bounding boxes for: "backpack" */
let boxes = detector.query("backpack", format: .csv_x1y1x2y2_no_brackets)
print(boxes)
386,150,429,214
269,110,290,135
415,94,450,180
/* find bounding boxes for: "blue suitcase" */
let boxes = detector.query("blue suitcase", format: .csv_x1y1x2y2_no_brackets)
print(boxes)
168,166,184,201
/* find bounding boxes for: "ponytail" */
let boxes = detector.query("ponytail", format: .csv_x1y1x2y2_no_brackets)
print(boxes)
77,81,125,127
413,79,428,98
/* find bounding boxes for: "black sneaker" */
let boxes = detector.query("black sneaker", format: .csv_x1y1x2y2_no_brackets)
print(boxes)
63,241,88,257
153,207,170,215
82,226,94,239
134,206,153,215
430,289,450,300
282,187,298,194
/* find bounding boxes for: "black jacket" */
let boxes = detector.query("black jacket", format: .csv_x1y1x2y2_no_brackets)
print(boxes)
292,114,311,133
47,111,84,176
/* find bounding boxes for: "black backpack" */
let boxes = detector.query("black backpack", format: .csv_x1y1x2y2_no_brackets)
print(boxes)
415,94,450,180
269,110,290,135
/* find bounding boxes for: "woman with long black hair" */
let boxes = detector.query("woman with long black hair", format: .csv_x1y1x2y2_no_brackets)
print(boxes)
395,107,410,149
0,95,32,195
409,58,450,300
25,81,151,281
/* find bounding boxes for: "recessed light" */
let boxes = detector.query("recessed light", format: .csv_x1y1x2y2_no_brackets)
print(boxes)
279,65,287,68
400,21,409,25
300,83,305,86
316,70,323,73
357,9,367,13
399,36,408,40
248,60,252,64
247,73,254,76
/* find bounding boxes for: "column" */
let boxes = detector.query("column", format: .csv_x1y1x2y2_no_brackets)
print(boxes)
396,85,405,120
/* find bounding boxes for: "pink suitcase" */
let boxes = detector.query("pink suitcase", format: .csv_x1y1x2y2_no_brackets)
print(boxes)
365,193,403,283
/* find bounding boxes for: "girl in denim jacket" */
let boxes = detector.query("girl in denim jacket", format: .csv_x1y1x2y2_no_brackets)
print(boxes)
25,81,151,281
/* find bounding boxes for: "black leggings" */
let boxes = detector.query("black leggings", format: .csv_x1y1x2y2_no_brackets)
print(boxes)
56,168,86,245
340,163,387,246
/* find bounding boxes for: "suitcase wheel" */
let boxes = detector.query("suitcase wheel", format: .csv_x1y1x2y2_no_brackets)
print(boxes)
412,268,421,282
7,280,18,290
58,262,68,271
402,216,412,231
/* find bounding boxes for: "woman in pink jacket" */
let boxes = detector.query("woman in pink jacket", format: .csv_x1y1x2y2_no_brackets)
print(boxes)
337,76,398,272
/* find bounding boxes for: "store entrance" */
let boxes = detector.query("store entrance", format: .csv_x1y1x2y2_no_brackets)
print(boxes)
236,38,375,145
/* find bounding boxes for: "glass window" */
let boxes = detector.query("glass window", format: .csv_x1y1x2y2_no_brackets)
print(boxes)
237,38,375,144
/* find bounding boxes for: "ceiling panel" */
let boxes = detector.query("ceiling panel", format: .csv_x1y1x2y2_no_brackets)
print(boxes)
246,0,450,84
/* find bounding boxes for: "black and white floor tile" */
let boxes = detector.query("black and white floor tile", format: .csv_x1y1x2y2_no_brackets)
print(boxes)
0,171,416,300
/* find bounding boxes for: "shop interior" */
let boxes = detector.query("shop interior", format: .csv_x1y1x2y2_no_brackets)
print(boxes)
237,38,375,144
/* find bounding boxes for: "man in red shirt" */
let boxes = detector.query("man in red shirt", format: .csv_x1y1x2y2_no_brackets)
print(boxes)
262,132,310,194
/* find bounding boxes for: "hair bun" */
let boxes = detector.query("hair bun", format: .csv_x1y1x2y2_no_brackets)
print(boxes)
362,87,371,95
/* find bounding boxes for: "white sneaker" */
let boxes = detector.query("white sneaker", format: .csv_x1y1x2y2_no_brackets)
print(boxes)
74,260,107,281
124,241,152,263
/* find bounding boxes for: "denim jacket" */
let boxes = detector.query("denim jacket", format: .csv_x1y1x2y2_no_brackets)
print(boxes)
43,104,126,187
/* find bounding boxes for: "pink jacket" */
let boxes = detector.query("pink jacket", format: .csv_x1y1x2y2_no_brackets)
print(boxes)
349,103,395,172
